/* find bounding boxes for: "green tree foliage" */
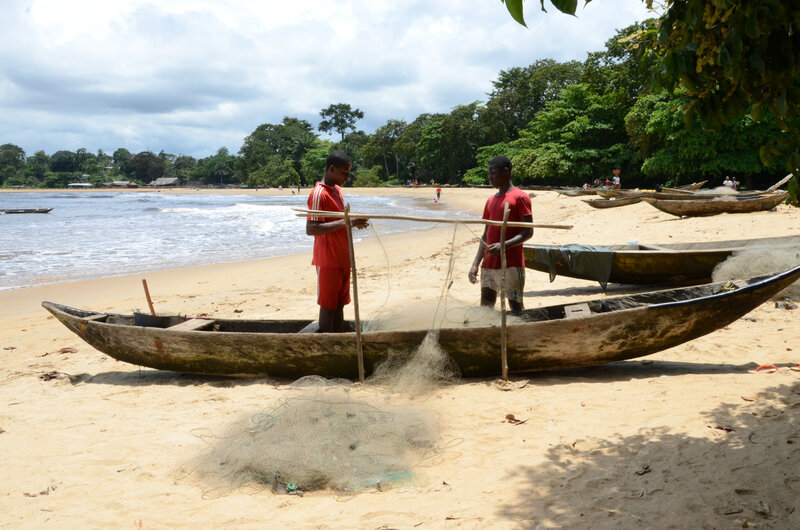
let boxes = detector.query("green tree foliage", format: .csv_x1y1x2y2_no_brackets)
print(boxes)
416,103,488,184
351,166,383,187
333,131,368,172
192,148,238,186
0,143,26,186
318,103,364,141
510,84,636,185
500,0,800,202
245,156,299,188
238,117,316,180
362,119,407,180
129,151,165,183
300,143,334,184
49,150,78,173
482,59,584,142
626,91,786,185
113,148,133,178
25,150,50,182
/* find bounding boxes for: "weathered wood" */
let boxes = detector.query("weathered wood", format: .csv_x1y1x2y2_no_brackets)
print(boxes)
643,191,789,217
41,264,800,378
294,208,572,230
524,235,800,286
499,203,509,381
82,313,108,322
167,319,215,331
344,204,365,383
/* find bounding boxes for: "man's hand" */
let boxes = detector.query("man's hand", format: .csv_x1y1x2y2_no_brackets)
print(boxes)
485,242,502,256
352,218,369,230
468,265,479,284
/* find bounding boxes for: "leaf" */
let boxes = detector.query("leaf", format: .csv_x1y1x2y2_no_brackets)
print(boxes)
504,0,527,26
550,0,579,15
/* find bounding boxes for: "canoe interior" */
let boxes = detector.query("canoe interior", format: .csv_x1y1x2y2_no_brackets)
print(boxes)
48,277,766,334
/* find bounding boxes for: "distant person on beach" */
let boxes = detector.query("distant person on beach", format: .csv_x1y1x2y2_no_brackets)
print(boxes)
436,187,441,202
306,151,369,332
723,176,733,188
612,174,620,189
468,156,533,312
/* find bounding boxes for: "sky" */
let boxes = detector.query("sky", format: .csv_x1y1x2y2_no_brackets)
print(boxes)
0,0,653,159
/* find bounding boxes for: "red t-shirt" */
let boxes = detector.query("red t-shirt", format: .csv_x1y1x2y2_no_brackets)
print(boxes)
308,182,350,267
481,186,532,269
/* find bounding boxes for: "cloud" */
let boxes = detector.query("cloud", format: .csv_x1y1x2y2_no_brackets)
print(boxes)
0,0,652,158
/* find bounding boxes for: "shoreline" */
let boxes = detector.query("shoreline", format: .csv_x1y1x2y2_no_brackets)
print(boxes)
2,189,800,528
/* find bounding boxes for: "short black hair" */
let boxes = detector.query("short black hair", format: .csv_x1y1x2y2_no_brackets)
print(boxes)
488,155,512,172
325,151,351,170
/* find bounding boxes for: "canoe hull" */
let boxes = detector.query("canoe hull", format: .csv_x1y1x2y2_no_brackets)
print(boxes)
644,192,788,217
41,265,800,378
524,236,800,285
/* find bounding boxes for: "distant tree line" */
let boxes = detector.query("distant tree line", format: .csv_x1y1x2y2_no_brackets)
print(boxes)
1,22,795,192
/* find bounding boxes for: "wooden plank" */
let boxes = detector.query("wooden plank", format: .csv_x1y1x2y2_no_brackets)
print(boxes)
167,319,215,331
83,313,108,322
564,303,591,319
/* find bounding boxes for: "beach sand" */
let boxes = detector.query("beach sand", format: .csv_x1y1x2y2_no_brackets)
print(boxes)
2,188,799,528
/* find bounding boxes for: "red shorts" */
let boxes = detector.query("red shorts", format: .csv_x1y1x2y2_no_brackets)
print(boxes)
316,266,351,309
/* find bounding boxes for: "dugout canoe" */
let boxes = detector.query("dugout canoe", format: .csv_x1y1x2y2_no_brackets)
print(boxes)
643,191,789,217
41,265,800,378
581,194,647,208
0,208,53,214
523,235,800,286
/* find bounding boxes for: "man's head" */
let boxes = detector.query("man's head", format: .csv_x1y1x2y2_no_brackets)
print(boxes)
488,156,512,188
324,151,352,186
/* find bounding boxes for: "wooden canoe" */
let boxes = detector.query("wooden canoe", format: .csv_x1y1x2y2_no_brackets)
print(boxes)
523,235,800,286
581,194,647,208
0,208,53,214
643,191,789,217
41,265,800,378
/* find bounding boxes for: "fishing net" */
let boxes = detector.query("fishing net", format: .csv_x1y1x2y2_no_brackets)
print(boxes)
181,330,461,496
712,247,800,299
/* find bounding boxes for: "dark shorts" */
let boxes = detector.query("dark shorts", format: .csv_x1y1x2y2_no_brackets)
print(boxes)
316,266,351,309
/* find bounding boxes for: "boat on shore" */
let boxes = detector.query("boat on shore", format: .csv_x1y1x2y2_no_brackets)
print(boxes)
581,194,648,208
0,208,53,214
523,235,800,286
42,265,800,378
643,191,788,217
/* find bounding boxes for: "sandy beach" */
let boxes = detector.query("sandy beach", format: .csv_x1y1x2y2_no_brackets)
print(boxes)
2,187,799,528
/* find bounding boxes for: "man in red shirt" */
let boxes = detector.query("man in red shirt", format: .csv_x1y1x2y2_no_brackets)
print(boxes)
306,151,368,332
468,156,533,312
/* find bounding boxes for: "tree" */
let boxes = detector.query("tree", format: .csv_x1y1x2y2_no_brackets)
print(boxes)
626,91,787,186
318,103,364,141
49,150,78,173
0,144,25,186
416,103,488,184
25,150,50,182
499,0,800,203
113,148,133,177
509,84,636,185
129,151,165,182
362,119,407,179
238,117,315,177
481,59,584,142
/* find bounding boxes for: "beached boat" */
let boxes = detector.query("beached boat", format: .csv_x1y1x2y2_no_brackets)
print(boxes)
555,188,600,197
581,194,647,208
643,191,789,217
0,208,53,214
42,265,800,377
523,235,800,286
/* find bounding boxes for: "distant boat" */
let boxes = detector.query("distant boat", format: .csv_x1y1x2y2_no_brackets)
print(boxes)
581,194,648,208
524,235,800,286
0,208,53,214
643,191,789,217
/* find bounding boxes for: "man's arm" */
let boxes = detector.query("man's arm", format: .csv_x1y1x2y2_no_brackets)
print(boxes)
468,226,488,284
306,218,368,236
484,214,533,256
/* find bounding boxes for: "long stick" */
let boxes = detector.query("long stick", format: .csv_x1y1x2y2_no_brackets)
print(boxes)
499,203,509,381
141,279,156,316
344,204,365,383
294,208,571,230
766,173,794,192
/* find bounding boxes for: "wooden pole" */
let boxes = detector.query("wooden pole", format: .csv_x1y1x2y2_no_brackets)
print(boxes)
141,279,156,316
344,204,365,383
499,203,510,381
294,208,571,230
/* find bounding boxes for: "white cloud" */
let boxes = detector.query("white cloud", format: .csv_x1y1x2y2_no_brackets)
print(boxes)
0,0,652,158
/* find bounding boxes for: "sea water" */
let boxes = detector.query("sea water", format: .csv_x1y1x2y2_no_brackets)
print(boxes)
0,191,458,291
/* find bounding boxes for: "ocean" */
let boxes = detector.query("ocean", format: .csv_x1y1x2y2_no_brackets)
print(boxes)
1,191,459,291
